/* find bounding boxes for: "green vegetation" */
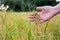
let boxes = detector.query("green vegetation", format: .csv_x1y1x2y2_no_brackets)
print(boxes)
2,0,58,11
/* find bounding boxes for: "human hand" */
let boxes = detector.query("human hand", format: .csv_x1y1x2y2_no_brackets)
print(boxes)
29,6,59,23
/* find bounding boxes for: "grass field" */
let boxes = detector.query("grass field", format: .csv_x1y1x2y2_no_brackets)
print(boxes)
0,11,60,40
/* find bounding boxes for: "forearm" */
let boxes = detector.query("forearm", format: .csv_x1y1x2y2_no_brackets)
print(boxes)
54,3,60,13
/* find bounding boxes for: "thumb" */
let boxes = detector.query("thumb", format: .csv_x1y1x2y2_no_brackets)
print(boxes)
36,7,44,11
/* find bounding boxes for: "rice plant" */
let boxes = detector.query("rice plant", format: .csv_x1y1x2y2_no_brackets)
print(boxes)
0,12,60,40
0,5,60,40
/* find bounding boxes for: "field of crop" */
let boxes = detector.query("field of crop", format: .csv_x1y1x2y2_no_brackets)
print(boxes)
0,11,60,40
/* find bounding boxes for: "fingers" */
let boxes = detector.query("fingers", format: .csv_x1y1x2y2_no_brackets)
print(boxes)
29,13,35,22
36,7,44,11
29,14,34,19
29,13,44,23
29,13,34,16
29,13,47,23
36,7,46,14
36,6,49,13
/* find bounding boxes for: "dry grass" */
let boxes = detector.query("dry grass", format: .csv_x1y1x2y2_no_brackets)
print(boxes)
0,11,60,40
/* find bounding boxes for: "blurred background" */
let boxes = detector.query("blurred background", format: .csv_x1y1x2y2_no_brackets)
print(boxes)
0,0,59,12
0,0,60,40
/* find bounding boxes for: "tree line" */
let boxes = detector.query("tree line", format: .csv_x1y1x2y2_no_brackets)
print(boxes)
2,0,59,11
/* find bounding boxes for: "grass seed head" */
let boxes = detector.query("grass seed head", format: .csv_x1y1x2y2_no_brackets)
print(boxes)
34,13,40,25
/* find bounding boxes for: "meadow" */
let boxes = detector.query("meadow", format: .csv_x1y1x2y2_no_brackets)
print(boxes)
0,11,60,40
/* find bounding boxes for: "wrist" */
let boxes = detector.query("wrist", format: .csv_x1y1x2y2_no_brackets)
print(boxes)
52,7,60,14
53,3,60,13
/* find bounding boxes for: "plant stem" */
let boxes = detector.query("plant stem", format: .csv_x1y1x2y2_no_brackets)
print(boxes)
44,20,50,33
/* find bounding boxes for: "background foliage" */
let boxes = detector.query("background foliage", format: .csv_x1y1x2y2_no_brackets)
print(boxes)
1,0,59,11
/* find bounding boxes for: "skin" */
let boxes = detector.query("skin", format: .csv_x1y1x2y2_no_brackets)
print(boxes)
29,5,60,23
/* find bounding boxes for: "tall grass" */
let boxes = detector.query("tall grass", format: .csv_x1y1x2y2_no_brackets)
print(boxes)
34,12,51,40
0,11,60,40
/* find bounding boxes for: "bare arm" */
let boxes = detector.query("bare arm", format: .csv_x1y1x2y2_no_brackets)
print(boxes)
54,3,60,13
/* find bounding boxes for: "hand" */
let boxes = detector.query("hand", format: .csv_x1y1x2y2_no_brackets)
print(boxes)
29,6,59,23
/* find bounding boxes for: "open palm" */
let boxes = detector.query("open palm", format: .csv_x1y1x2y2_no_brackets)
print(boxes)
29,6,59,23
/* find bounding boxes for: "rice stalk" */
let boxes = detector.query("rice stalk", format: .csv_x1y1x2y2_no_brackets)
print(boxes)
34,12,50,40
34,12,42,40
0,10,10,40
44,20,50,33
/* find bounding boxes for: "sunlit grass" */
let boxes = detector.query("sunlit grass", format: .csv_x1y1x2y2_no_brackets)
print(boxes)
0,11,60,40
